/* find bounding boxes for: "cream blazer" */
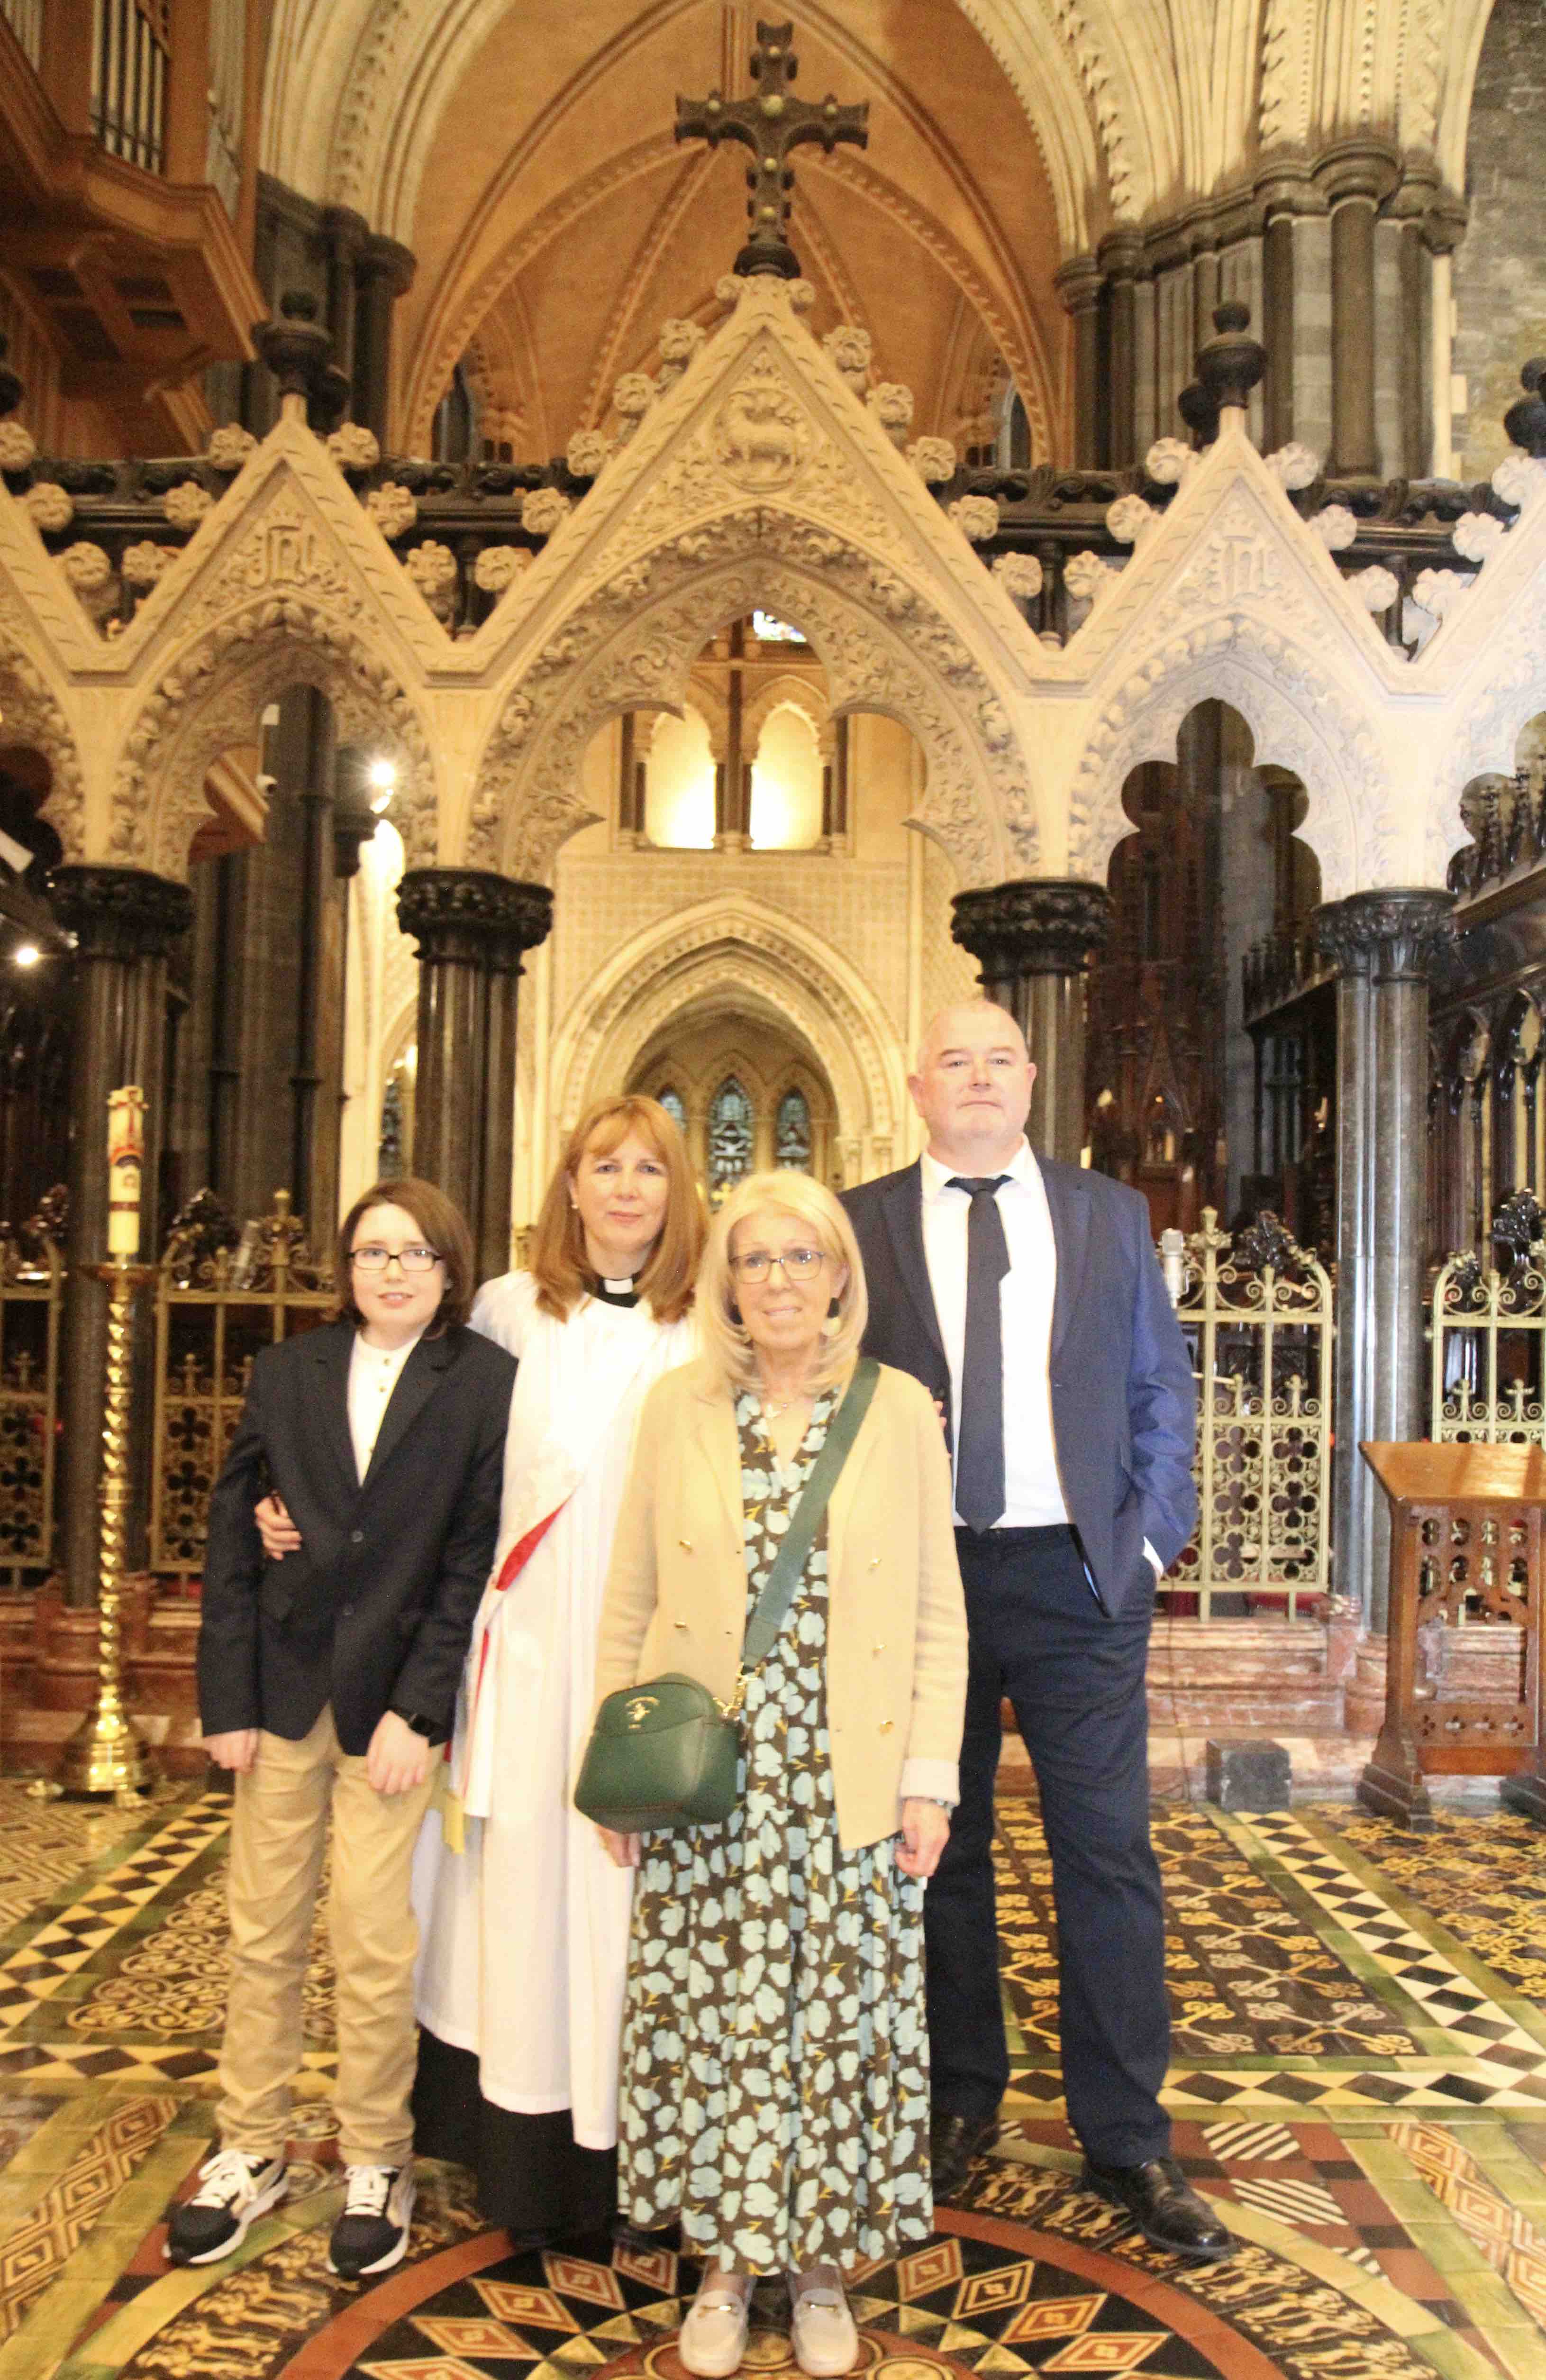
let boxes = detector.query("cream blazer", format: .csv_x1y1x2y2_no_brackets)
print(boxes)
594,1357,967,1852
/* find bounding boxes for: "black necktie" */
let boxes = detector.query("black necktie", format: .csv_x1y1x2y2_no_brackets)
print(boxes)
948,1176,1010,1532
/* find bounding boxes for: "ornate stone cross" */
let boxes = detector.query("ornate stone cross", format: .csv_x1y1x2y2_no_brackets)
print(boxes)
676,18,868,280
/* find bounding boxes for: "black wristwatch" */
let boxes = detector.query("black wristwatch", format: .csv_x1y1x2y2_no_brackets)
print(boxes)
390,1707,446,1745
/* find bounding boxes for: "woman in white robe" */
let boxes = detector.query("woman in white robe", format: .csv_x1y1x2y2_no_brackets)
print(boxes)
409,1094,703,2243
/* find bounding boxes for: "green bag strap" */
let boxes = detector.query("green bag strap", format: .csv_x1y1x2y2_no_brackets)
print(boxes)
738,1357,881,1678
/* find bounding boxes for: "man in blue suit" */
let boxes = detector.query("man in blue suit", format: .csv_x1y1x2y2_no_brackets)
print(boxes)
843,1001,1230,2260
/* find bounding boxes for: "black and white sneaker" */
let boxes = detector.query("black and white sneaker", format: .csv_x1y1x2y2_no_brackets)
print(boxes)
328,2162,416,2280
164,2147,289,2265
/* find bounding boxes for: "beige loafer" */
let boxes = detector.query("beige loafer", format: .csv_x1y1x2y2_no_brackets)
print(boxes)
788,2276,859,2377
679,2281,752,2378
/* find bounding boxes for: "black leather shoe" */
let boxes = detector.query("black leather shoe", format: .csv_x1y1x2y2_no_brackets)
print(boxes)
930,2110,1000,2200
1081,2157,1235,2261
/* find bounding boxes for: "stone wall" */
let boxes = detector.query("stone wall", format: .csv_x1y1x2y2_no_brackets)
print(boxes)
1453,0,1546,483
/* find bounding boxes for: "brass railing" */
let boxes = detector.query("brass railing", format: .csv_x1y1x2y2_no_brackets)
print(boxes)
0,1212,64,1586
148,1190,335,1578
1429,1239,1546,1445
1165,1208,1335,1618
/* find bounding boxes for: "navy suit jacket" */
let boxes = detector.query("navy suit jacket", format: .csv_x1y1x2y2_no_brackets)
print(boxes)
842,1157,1197,1623
198,1318,516,1753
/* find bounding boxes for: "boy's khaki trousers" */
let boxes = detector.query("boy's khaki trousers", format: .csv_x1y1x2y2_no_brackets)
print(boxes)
218,1707,437,2169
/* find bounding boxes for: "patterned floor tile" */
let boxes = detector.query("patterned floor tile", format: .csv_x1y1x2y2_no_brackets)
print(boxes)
0,2094,177,2343
997,1801,1420,2066
0,1781,1536,2380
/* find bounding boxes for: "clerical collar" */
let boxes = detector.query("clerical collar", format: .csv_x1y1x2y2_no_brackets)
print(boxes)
592,1275,642,1308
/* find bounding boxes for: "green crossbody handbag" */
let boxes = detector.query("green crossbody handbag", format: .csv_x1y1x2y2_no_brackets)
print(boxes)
574,1359,880,1832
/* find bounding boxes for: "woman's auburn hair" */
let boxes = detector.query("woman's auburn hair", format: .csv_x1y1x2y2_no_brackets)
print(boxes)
333,1176,475,1334
527,1094,703,1323
697,1170,869,1398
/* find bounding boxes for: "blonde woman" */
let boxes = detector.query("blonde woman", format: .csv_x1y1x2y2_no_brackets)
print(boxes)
594,1174,967,2377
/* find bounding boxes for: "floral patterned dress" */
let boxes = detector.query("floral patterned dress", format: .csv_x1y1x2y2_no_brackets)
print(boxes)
616,1387,933,2273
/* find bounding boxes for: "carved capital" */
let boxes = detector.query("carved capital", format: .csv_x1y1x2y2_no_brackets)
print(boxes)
1053,254,1103,319
1096,227,1144,283
397,868,553,970
952,879,1113,981
1312,137,1401,212
47,866,193,961
1314,888,1455,985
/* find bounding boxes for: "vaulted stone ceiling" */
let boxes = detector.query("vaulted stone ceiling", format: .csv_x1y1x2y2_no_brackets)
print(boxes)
258,1,1498,463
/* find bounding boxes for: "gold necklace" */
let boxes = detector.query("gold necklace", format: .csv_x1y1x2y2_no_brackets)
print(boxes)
760,1387,811,1420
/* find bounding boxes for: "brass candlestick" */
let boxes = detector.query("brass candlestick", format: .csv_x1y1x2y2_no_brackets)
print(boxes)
55,1254,157,1800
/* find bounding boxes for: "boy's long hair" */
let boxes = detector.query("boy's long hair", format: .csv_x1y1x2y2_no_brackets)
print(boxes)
333,1176,475,1334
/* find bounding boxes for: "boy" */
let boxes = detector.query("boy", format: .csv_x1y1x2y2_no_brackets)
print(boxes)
165,1178,514,2280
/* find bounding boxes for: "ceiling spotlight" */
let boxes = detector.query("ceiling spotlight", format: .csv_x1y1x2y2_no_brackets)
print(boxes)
13,943,41,968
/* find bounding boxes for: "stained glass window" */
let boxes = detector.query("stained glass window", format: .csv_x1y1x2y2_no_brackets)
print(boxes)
657,1086,686,1132
709,1076,754,1194
776,1087,812,1171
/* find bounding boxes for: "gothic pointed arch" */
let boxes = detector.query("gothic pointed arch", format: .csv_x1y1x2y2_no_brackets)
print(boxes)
460,276,1043,886
550,892,907,1180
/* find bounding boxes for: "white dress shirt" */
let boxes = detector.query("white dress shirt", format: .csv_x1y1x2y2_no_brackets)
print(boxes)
920,1141,1067,1528
347,1327,425,1482
919,1142,1163,1572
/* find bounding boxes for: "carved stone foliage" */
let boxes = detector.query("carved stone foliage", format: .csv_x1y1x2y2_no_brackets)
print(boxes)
0,635,87,861
111,597,437,882
1314,888,1456,982
1064,463,1400,902
952,877,1113,979
480,542,1026,890
395,867,553,967
48,865,194,959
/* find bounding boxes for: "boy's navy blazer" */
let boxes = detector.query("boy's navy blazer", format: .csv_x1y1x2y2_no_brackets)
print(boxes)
842,1157,1197,1621
198,1317,516,1754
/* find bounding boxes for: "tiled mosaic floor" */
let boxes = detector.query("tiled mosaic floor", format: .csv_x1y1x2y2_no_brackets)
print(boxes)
0,1785,1541,2380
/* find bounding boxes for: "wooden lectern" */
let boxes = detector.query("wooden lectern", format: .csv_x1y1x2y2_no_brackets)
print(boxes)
1359,1441,1546,1827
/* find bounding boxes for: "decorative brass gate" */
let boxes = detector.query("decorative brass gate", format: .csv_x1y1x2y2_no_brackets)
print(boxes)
1164,1209,1335,1618
149,1191,335,1578
1429,1228,1546,1446
0,1207,64,1585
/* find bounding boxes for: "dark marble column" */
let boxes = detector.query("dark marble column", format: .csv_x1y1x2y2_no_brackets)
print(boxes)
1316,141,1399,477
1098,228,1142,468
50,866,194,1608
352,235,416,447
1316,888,1454,1631
397,869,553,1285
951,880,1112,1165
1054,256,1103,470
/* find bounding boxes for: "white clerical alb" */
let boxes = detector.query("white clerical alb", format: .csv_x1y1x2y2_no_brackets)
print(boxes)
346,1327,424,1481
920,1140,1067,1528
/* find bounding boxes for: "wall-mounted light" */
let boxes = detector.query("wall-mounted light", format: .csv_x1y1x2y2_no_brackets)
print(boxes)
367,757,396,813
13,943,42,968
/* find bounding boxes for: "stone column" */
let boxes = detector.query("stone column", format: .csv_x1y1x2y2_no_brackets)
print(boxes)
951,880,1112,1165
352,235,416,447
1316,889,1453,1632
397,869,553,1284
1316,141,1399,477
51,866,194,1609
1054,256,1103,470
1098,228,1143,468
